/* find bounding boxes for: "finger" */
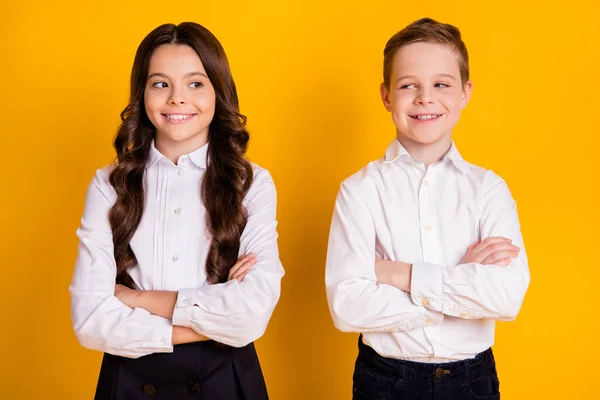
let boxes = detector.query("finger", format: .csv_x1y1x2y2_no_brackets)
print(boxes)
474,243,519,263
481,249,519,265
231,263,253,280
466,241,480,252
237,253,251,262
228,254,255,279
475,237,512,253
493,258,511,267
482,236,512,244
235,270,251,282
229,258,255,281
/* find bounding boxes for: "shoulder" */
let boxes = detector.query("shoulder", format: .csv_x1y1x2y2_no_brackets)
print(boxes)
244,162,277,209
248,162,276,194
339,157,388,200
249,162,275,187
87,165,117,204
460,159,511,197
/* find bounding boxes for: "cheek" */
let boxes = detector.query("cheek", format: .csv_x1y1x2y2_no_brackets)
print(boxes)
440,93,462,112
143,93,165,127
144,91,163,114
390,93,408,112
195,91,217,114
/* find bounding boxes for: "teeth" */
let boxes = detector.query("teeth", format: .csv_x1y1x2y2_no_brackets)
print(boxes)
412,114,440,120
166,114,192,120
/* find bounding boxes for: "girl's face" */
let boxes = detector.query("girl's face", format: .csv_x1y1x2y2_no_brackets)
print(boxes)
144,44,216,158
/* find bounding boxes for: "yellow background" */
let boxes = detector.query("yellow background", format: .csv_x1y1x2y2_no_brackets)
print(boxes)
1,0,598,398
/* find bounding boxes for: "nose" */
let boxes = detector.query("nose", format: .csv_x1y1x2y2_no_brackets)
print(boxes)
168,86,187,105
415,87,435,105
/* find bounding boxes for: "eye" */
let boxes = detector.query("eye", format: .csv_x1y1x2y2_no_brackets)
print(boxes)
152,81,168,89
434,82,450,88
399,83,416,89
189,81,203,88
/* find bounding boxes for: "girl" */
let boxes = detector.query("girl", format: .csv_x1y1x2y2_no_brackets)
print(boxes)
70,22,283,399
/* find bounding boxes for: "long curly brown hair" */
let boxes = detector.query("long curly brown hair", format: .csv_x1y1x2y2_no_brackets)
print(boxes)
109,22,253,288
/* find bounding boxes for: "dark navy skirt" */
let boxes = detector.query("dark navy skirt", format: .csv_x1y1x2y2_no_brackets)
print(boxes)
94,341,268,400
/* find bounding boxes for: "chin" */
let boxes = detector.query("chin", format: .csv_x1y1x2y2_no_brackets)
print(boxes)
402,132,447,145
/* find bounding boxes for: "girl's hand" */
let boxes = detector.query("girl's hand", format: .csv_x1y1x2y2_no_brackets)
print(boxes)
228,253,256,282
114,283,139,308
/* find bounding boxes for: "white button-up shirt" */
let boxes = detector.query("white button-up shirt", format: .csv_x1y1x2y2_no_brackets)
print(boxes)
326,139,530,362
70,143,284,358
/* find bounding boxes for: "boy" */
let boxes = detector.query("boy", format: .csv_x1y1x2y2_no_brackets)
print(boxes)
325,18,530,399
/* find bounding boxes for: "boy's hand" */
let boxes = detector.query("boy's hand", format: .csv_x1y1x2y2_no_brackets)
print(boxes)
375,257,412,292
461,237,520,267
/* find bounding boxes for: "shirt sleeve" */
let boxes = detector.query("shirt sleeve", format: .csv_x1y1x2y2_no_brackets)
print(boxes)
172,168,284,348
69,169,174,358
326,180,443,333
410,175,531,321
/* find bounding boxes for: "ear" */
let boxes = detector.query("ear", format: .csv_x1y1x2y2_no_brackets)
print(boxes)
460,80,473,109
380,82,392,112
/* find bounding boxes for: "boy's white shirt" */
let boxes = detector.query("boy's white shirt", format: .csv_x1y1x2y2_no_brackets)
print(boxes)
326,138,530,362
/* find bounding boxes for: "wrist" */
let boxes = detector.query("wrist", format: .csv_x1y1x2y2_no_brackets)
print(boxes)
393,262,412,292
129,289,144,308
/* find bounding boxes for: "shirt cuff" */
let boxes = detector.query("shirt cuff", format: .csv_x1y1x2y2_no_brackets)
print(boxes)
151,315,175,353
172,288,197,328
411,262,444,312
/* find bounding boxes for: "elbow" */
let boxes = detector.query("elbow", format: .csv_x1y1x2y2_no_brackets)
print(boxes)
73,325,110,354
332,317,359,333
496,301,522,321
329,296,365,333
224,308,274,348
230,325,267,348
495,279,530,321
226,319,269,348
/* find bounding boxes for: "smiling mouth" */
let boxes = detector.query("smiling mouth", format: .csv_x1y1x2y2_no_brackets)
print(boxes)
163,113,196,121
409,114,442,121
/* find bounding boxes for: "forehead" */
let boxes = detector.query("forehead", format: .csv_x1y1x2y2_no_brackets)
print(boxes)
391,42,460,77
148,44,206,74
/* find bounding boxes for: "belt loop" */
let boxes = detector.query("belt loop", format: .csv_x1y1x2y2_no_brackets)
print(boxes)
398,361,405,381
462,355,471,385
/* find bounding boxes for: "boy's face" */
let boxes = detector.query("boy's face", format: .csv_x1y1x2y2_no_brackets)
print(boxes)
380,42,472,148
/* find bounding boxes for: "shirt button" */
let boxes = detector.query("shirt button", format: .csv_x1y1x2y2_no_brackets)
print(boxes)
460,311,468,318
174,208,181,215
425,319,434,326
177,169,183,176
425,225,433,232
422,299,430,306
172,254,179,262
159,337,166,346
187,382,201,394
181,298,189,306
142,384,156,396
423,179,430,186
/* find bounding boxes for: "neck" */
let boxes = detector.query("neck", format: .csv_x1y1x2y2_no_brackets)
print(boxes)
155,133,208,165
396,134,452,167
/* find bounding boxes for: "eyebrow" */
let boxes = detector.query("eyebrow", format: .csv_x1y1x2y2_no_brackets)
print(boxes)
147,71,208,80
396,73,457,83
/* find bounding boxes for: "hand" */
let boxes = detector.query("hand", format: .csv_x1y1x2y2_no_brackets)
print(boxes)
172,326,210,345
461,237,520,267
114,283,139,308
375,257,412,292
228,253,256,282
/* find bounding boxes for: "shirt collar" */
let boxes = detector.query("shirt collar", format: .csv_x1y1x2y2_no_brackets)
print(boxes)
146,140,209,169
383,138,471,172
